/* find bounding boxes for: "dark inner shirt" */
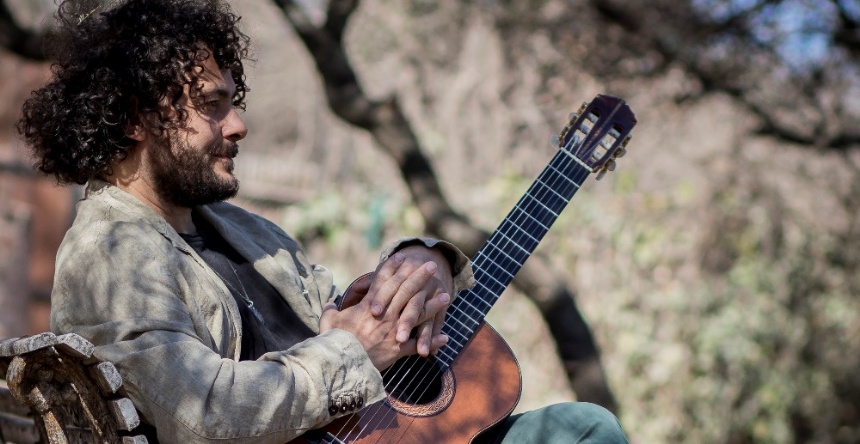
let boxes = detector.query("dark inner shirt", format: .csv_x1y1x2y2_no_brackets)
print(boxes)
179,214,314,361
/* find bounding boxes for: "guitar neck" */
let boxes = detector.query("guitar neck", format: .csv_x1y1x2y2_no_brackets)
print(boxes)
437,151,591,368
431,94,636,369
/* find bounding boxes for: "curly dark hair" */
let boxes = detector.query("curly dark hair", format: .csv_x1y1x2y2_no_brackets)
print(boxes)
17,0,251,185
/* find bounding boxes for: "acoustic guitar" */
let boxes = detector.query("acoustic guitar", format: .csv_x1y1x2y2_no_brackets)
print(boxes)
297,94,637,443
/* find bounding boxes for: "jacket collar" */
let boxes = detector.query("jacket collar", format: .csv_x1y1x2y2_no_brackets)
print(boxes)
85,179,195,255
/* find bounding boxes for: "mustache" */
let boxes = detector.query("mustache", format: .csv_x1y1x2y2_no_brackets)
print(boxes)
212,142,239,158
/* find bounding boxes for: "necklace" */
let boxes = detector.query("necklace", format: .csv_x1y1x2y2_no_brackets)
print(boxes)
214,260,266,325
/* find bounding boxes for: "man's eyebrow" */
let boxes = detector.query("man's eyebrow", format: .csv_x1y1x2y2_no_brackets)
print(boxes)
199,86,234,99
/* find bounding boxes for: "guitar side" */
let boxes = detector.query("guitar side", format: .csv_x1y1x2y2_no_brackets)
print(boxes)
295,322,521,443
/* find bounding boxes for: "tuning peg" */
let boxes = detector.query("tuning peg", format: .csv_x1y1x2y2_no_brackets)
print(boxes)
615,147,627,158
578,102,589,114
606,160,616,172
568,112,579,121
549,134,560,148
595,169,608,180
621,135,633,147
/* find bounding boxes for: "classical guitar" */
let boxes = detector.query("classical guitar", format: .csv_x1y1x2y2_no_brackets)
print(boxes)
297,94,637,443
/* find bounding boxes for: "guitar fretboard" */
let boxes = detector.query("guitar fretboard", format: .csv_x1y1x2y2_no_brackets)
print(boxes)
435,148,591,368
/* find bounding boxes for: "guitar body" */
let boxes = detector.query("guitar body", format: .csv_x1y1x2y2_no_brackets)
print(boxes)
303,323,520,443
294,274,522,444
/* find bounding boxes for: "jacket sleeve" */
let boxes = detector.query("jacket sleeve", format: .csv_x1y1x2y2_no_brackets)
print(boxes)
379,237,476,296
51,220,385,443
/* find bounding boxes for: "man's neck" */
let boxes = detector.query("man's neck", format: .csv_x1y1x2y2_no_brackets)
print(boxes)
105,175,197,235
125,181,196,234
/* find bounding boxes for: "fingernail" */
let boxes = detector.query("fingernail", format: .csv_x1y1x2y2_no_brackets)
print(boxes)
439,293,450,304
371,303,383,316
397,329,409,342
392,253,404,263
424,262,437,272
438,334,449,345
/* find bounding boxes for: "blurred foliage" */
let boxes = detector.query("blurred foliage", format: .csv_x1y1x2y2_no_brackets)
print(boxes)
537,159,860,443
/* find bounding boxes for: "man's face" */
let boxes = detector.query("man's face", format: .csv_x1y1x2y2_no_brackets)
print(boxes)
150,55,247,207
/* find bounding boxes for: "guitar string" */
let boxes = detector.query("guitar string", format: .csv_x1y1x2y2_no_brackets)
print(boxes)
339,110,614,442
341,126,593,443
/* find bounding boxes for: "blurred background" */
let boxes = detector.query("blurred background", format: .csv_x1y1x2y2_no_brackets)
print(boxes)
1,0,859,442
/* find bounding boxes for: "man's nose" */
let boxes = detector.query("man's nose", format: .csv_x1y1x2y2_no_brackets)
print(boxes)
224,108,248,142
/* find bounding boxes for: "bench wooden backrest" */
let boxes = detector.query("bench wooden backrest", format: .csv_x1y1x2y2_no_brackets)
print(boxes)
0,333,148,444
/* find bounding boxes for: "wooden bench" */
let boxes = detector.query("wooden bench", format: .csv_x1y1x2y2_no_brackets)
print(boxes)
0,333,148,443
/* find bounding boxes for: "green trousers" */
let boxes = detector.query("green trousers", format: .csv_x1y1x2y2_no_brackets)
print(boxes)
477,402,629,443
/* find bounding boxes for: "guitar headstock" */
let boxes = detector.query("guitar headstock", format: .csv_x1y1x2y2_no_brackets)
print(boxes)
553,94,637,180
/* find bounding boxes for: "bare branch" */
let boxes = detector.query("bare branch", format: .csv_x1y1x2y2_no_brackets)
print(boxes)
590,0,860,152
0,0,50,61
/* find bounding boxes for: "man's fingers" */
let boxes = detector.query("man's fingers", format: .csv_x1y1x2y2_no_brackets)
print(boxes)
399,290,450,338
365,253,406,315
430,333,449,355
416,321,434,356
432,308,446,340
386,261,437,315
422,292,450,325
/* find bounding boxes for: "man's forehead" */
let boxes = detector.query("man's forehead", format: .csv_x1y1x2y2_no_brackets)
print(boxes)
196,56,236,93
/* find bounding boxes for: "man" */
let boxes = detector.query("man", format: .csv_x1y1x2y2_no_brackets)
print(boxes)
17,0,628,442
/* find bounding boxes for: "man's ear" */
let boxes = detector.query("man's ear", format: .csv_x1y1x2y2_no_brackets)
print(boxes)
126,124,146,142
125,97,147,142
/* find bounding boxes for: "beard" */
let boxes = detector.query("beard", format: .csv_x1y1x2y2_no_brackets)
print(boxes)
150,134,240,207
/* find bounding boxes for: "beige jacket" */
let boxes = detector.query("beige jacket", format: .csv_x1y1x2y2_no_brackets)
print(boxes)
50,180,473,443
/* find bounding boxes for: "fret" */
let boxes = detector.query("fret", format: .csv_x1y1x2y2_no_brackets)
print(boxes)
496,216,542,246
457,294,490,315
546,163,582,188
436,349,455,364
476,244,527,280
509,196,560,229
475,248,522,279
533,177,570,204
518,194,559,218
442,322,472,346
452,296,486,320
444,327,474,348
447,307,479,333
488,230,530,256
507,206,550,232
449,307,481,328
470,271,508,300
478,259,516,284
558,143,594,171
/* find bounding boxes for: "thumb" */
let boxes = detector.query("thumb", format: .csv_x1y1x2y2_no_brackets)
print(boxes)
318,302,339,332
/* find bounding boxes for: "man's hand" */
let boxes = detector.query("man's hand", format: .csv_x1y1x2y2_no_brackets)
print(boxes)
318,248,453,370
386,245,454,357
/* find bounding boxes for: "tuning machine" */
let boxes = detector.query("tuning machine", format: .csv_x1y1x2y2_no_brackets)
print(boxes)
595,159,617,181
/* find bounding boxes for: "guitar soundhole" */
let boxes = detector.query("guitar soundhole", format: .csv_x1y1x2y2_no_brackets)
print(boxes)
382,355,454,416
